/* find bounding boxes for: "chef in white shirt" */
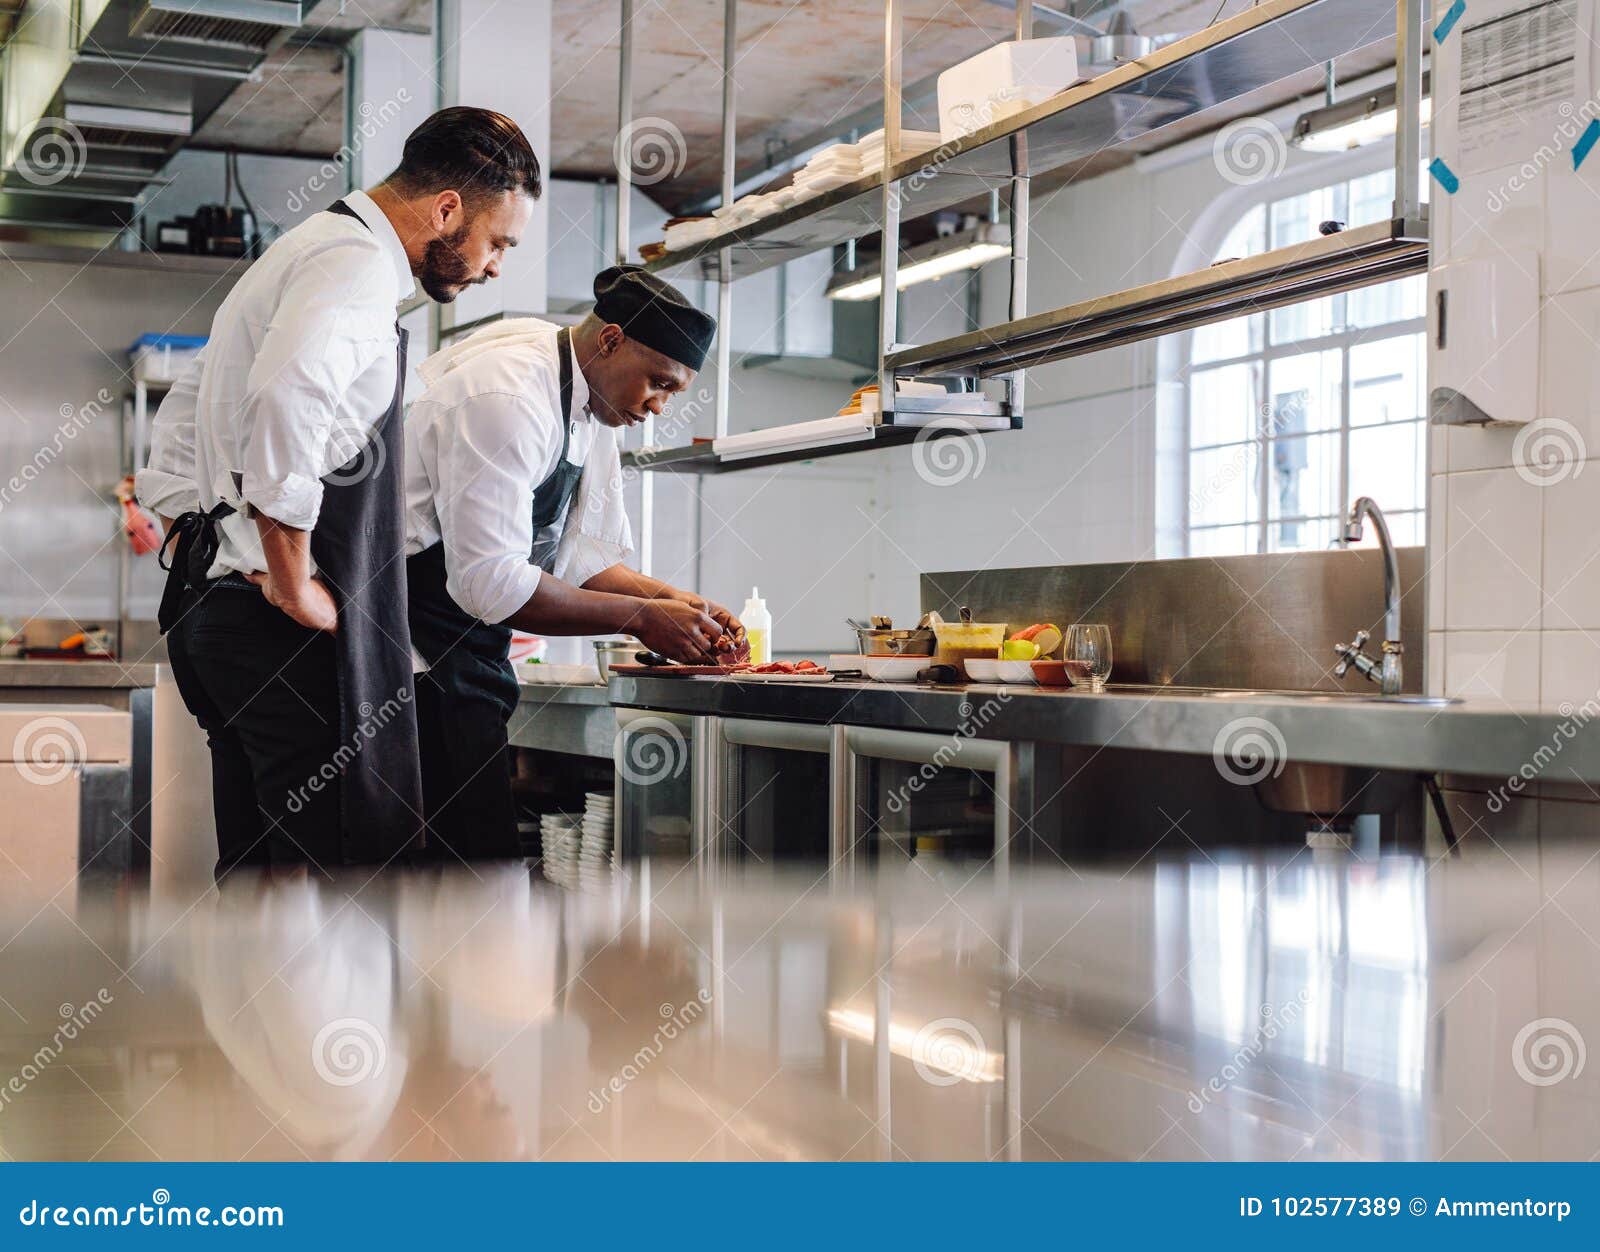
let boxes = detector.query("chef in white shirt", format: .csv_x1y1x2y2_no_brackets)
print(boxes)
404,266,745,859
136,107,541,880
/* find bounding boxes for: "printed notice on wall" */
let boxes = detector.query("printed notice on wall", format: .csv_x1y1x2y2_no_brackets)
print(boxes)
1457,0,1589,172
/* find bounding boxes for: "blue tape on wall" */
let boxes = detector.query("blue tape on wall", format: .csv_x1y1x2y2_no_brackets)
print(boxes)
1434,0,1466,42
1429,157,1461,194
1574,118,1600,169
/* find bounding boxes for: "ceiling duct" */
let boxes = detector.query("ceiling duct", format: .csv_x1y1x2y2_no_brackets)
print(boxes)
128,0,303,54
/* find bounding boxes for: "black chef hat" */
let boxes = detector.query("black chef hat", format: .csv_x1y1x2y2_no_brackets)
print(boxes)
593,265,718,372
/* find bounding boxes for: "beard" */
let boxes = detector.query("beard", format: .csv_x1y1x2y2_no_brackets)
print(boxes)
418,222,484,302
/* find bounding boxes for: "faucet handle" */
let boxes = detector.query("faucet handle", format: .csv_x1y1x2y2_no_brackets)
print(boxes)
1334,631,1379,683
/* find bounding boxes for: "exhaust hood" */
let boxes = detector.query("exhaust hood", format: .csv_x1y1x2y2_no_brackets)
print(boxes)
0,0,302,232
129,0,303,54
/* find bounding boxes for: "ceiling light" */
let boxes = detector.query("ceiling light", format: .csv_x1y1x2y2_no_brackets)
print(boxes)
1290,77,1432,153
827,223,1012,302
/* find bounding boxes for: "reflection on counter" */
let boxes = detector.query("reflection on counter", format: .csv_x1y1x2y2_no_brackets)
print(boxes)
0,846,1594,1162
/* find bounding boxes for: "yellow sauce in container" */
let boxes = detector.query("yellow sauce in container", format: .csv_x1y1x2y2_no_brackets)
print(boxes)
932,620,1007,679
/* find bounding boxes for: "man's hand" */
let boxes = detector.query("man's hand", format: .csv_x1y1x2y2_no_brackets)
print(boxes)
245,570,339,634
632,599,724,663
670,590,747,659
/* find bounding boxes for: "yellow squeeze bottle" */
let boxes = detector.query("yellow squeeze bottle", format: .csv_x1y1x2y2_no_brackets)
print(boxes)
742,587,771,664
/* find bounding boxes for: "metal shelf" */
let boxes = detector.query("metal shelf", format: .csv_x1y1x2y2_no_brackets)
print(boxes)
644,0,1400,284
621,408,1016,475
886,218,1429,377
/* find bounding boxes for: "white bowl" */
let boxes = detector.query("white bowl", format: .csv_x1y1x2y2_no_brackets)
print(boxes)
964,658,1038,684
828,653,929,683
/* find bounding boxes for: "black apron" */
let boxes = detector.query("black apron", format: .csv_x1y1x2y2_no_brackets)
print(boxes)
156,197,425,864
406,326,584,856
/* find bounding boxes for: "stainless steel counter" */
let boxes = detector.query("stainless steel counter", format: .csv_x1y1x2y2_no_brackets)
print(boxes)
2,850,1594,1161
509,679,616,758
0,660,163,691
609,675,1592,784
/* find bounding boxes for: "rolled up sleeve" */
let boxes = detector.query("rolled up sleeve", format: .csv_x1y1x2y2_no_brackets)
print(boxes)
239,240,394,529
134,347,205,517
433,392,554,624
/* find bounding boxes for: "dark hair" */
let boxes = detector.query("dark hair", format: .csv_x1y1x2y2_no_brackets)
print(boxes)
384,106,542,204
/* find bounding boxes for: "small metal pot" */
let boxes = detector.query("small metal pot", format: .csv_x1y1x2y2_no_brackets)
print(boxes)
594,639,639,682
852,626,936,657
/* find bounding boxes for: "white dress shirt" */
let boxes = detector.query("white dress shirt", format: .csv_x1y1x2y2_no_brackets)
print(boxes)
404,318,634,625
134,189,414,578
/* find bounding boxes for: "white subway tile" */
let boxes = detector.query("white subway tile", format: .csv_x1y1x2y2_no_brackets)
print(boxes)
1443,468,1544,630
1541,469,1600,629
1443,630,1542,708
1539,630,1600,713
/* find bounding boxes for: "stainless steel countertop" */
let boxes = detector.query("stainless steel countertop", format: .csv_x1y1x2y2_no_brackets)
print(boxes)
609,675,1595,782
514,678,610,707
0,659,163,689
2,850,1594,1161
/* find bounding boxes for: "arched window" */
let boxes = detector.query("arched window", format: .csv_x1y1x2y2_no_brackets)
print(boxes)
1183,167,1428,556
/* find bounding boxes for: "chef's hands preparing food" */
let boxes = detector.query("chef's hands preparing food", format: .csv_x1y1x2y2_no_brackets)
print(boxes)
631,598,731,663
666,589,749,660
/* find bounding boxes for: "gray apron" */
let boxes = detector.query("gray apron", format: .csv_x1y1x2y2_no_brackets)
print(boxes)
157,197,425,864
406,326,584,857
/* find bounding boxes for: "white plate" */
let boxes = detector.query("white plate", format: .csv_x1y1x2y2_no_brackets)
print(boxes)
828,654,929,683
964,658,1038,684
723,671,834,683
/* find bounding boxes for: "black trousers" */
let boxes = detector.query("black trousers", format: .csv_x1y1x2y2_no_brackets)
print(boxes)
413,664,521,863
166,582,343,880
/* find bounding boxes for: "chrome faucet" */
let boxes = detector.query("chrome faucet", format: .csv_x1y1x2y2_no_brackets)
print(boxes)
1334,497,1404,696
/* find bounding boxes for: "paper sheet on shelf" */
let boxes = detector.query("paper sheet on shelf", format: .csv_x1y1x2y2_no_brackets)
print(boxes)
712,413,876,459
1452,0,1592,175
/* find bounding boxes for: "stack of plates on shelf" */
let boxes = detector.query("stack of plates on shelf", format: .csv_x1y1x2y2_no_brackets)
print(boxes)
578,791,615,888
538,812,580,888
663,216,719,251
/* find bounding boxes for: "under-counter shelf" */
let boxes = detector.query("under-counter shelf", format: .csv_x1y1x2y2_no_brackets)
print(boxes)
644,0,1400,284
886,218,1429,377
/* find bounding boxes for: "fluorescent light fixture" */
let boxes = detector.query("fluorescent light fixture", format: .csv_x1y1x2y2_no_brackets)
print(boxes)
1290,76,1431,153
827,223,1012,302
826,1007,1003,1083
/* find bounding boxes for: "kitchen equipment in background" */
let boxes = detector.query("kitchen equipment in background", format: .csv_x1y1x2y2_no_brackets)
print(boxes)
1065,624,1113,692
152,218,195,253
936,37,1079,142
848,613,937,656
742,588,771,663
188,150,259,259
932,608,1007,679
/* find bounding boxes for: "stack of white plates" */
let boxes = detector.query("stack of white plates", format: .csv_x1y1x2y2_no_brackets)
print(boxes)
578,791,615,888
538,812,581,888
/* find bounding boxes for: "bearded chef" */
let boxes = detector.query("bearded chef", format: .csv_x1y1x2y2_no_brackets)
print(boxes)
135,107,542,879
403,265,745,860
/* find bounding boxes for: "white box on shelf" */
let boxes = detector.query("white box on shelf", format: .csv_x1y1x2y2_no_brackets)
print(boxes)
936,37,1079,143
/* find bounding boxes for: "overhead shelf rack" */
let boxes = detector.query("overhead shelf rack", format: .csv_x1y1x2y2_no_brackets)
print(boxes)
643,0,1405,285
887,217,1429,377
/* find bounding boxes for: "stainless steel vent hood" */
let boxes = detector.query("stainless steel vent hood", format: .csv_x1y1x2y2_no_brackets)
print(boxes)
129,0,302,53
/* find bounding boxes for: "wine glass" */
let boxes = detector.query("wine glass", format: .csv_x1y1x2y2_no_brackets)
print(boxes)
1066,623,1113,693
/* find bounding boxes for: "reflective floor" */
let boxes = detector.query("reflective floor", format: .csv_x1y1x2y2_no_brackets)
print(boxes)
0,847,1596,1161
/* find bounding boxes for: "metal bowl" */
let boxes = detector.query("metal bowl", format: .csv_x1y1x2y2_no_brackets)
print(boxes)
594,639,639,682
852,626,936,657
